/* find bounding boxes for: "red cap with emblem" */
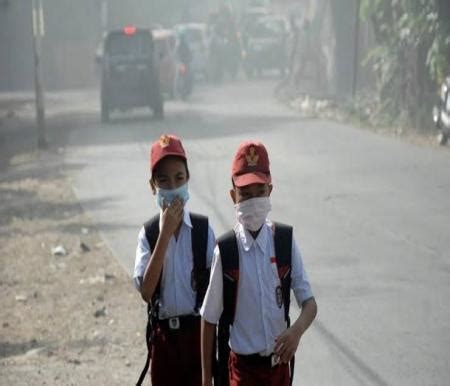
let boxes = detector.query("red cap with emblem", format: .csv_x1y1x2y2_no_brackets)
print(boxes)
231,140,271,187
150,134,186,172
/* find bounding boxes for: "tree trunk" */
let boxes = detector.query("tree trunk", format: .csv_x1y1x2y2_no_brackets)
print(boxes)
330,0,358,99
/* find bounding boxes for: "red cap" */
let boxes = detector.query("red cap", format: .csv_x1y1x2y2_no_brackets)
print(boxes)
232,140,271,187
150,134,186,172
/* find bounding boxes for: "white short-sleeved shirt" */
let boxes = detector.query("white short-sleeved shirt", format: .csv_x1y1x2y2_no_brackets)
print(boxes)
133,209,216,319
200,220,313,356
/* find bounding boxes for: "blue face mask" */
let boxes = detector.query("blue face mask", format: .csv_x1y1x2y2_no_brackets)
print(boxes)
156,183,189,209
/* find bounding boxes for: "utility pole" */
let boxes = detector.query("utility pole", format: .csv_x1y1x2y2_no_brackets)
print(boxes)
351,0,360,99
32,0,47,149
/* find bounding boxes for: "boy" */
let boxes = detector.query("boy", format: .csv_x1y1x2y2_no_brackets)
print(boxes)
200,140,317,386
134,134,216,386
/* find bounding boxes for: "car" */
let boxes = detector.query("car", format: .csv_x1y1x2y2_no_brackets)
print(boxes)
432,76,450,145
174,23,209,80
241,14,291,78
100,26,163,122
152,28,178,98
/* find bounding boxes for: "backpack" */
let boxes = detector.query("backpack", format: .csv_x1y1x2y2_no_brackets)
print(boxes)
216,222,295,386
136,212,210,386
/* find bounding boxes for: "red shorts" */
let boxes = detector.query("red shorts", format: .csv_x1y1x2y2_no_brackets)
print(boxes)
150,316,201,386
229,351,290,386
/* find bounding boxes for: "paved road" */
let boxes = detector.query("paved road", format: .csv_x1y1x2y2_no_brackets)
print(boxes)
63,80,450,385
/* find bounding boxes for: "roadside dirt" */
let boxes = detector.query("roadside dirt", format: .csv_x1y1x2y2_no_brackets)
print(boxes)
275,86,446,149
0,107,147,385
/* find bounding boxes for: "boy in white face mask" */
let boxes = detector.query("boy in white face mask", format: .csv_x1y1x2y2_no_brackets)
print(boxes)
200,140,317,386
133,134,216,386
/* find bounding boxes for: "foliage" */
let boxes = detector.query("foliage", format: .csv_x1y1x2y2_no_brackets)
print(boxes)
360,0,450,129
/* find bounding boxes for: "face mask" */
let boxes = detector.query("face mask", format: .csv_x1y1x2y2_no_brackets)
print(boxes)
235,197,271,232
156,183,189,209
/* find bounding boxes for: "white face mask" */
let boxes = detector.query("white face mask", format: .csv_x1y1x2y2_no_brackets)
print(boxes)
235,197,271,232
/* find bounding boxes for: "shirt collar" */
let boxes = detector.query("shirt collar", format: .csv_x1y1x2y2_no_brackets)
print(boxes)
235,220,272,252
183,208,192,228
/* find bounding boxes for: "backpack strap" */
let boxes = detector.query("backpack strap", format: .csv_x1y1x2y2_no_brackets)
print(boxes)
218,230,240,324
144,214,161,252
143,214,162,304
189,212,210,312
274,222,295,386
273,222,293,324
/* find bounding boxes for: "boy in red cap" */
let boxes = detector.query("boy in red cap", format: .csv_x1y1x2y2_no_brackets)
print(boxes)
200,140,317,386
133,134,216,386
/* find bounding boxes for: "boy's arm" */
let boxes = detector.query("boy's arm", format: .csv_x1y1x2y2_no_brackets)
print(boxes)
274,237,317,363
274,297,317,363
141,199,184,302
201,319,216,386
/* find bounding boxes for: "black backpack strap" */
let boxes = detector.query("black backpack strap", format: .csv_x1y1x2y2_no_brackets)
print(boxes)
218,230,240,325
273,222,293,323
137,214,161,386
189,213,210,313
144,214,160,252
216,230,239,386
143,213,163,309
274,222,294,386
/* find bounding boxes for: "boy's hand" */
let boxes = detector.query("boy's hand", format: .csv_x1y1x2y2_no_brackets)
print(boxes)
160,197,183,237
274,326,302,364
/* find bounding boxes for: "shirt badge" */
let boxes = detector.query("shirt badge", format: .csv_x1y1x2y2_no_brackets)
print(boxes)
275,285,283,308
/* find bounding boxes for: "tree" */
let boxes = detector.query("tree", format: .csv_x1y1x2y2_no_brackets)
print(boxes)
360,0,450,128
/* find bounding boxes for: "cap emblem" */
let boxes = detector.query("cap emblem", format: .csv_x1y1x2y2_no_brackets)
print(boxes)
159,135,171,148
245,146,259,167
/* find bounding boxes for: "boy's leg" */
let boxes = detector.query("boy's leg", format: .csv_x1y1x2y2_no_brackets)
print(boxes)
229,351,259,386
150,326,180,386
179,318,202,386
229,352,290,386
269,362,290,386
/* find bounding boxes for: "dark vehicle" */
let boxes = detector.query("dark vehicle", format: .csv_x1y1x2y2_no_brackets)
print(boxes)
432,76,450,145
242,14,291,78
100,26,163,122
